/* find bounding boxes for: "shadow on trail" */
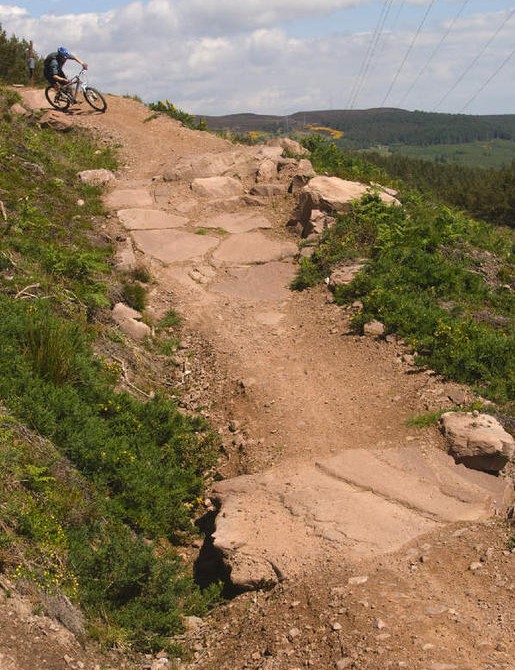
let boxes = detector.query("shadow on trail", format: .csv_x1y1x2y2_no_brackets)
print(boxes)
194,509,244,599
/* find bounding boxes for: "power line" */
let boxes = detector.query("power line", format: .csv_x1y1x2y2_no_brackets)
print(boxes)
459,47,515,113
398,0,470,107
381,0,437,107
391,0,405,32
433,8,515,111
347,0,394,109
380,0,437,107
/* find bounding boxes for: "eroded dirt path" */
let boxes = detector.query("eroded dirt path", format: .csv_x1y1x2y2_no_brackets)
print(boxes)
18,92,515,670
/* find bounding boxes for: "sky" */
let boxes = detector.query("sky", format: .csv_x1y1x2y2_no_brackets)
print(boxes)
0,1,514,116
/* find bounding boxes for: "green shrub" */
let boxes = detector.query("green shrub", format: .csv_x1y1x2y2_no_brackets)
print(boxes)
290,257,323,290
293,187,514,406
0,413,220,651
121,280,147,312
159,309,182,329
25,314,85,385
148,100,204,131
0,92,222,652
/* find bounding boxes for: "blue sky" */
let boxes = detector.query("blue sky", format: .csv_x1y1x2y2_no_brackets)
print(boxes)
1,1,514,116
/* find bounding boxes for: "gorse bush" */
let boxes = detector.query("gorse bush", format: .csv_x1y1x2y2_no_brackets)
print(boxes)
0,297,217,539
0,413,220,652
0,90,116,313
0,87,221,651
148,99,206,131
301,134,389,185
293,181,514,405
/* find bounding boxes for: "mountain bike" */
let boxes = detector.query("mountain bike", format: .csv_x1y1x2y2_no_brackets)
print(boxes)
45,68,107,113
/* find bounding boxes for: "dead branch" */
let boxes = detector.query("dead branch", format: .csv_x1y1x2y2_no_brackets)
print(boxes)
14,283,41,299
111,354,153,399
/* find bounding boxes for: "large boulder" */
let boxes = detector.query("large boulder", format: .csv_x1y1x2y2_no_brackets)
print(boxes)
440,412,515,473
291,176,400,237
39,110,73,132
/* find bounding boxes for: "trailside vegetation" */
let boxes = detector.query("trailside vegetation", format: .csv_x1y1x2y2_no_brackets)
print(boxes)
0,23,43,85
295,137,514,409
148,99,207,130
0,88,220,651
362,150,515,228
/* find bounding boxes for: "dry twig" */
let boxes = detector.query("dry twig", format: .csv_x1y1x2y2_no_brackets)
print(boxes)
111,354,153,399
14,283,41,300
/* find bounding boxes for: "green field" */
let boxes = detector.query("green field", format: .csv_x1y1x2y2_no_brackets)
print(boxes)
386,139,515,169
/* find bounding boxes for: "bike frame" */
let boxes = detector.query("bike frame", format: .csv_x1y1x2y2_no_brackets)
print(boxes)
59,69,88,102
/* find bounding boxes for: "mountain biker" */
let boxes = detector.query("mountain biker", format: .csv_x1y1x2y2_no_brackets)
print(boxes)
43,47,88,91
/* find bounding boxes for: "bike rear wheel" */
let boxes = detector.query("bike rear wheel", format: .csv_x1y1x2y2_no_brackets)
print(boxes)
83,87,107,112
44,86,70,111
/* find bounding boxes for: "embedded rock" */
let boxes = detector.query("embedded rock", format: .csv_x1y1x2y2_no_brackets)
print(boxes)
249,183,287,197
10,102,30,117
267,137,309,155
329,261,366,288
209,446,513,591
363,320,385,337
77,169,116,186
39,110,73,131
440,412,515,473
191,176,244,199
111,302,152,340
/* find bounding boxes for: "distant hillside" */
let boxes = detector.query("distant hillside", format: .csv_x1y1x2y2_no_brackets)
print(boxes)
200,107,515,151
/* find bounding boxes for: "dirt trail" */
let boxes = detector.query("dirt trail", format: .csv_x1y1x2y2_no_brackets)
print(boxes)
14,92,515,670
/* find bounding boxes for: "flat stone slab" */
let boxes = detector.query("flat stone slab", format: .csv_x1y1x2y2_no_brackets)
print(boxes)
210,446,513,590
197,211,273,234
213,261,296,301
191,176,243,199
212,231,297,265
17,88,49,110
104,189,154,209
118,208,188,230
131,229,219,264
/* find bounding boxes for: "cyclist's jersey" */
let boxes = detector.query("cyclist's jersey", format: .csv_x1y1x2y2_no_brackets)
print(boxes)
44,52,66,84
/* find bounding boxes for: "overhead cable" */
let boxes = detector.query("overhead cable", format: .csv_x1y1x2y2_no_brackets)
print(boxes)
347,0,394,109
433,8,515,111
398,0,470,107
391,0,405,32
381,0,437,107
459,47,515,113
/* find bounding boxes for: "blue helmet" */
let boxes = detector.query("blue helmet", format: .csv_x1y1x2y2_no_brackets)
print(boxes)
57,47,71,58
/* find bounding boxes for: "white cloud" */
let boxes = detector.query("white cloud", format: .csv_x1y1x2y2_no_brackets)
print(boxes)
176,0,365,35
0,2,514,115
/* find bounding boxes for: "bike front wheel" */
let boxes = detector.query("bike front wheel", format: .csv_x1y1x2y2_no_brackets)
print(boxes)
44,86,70,111
83,87,107,112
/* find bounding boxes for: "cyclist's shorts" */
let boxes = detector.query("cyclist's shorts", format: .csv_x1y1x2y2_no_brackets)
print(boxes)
44,69,55,85
44,65,64,85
